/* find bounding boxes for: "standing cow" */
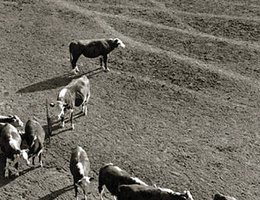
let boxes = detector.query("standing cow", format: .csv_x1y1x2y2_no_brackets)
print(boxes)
70,146,94,200
50,75,90,129
23,118,45,167
69,38,125,74
0,123,29,177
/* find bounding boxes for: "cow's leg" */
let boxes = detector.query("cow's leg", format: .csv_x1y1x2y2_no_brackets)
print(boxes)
70,109,74,130
38,149,43,167
82,92,90,116
99,187,105,200
100,57,103,68
74,183,78,199
58,107,65,120
60,115,65,128
71,53,81,74
82,103,87,116
83,191,87,200
13,162,19,177
32,156,35,166
103,54,109,72
4,158,10,178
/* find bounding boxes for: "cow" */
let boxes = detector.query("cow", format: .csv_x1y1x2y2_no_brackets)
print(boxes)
98,163,148,200
0,123,30,177
23,118,45,167
69,38,125,74
0,115,23,128
50,75,90,130
117,184,194,200
70,146,94,200
213,193,237,200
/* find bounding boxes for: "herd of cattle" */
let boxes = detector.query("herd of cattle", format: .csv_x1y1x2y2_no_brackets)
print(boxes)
0,38,237,200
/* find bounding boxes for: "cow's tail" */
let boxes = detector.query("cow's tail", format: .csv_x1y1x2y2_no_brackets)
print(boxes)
45,99,52,141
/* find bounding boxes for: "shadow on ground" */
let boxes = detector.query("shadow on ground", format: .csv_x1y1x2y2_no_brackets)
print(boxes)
0,153,39,188
16,68,103,93
38,185,74,200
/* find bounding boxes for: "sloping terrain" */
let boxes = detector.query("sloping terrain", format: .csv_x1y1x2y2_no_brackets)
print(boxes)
0,0,259,200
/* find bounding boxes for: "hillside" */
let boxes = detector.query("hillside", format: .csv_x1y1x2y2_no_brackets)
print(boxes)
0,0,259,199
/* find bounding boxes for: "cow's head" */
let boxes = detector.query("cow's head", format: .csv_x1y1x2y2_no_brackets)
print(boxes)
9,115,24,128
76,176,94,195
13,149,30,166
111,38,126,48
49,101,68,119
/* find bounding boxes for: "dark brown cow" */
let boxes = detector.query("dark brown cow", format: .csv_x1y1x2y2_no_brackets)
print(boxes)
117,184,194,200
214,193,237,200
69,38,125,73
98,163,147,200
23,118,45,167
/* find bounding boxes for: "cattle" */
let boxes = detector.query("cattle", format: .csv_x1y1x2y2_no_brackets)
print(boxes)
0,123,30,177
98,163,148,200
214,193,237,200
70,146,94,200
0,115,23,128
23,118,45,167
117,184,194,200
69,38,125,74
50,75,90,130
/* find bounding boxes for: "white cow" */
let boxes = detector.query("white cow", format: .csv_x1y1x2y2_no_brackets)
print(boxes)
50,75,90,129
70,146,94,200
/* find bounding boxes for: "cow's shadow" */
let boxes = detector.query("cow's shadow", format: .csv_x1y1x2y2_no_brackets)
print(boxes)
42,111,85,140
37,185,74,200
16,67,103,94
0,153,39,188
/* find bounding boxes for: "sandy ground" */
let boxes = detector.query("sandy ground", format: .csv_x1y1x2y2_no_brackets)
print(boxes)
0,0,260,199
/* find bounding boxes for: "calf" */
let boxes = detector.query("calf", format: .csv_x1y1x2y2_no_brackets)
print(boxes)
70,146,94,200
0,115,23,128
69,38,125,73
50,75,90,130
214,193,237,200
98,163,148,200
0,123,29,177
118,184,194,200
23,118,45,167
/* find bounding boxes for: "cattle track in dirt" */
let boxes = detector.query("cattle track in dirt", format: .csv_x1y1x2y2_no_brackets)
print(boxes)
46,0,260,88
61,1,260,50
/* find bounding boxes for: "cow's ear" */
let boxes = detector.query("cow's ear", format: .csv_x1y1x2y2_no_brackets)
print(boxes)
49,103,55,107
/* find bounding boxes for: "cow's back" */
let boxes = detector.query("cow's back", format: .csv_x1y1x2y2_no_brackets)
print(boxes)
118,185,165,200
0,124,21,158
70,146,90,177
25,119,45,145
70,76,90,107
